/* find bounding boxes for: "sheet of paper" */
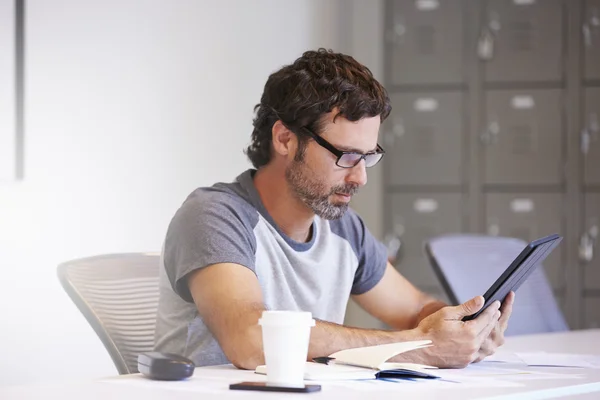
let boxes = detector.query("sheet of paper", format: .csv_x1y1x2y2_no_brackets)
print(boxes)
485,351,600,368
515,352,600,368
256,362,377,381
431,362,585,386
324,376,519,391
485,351,527,364
433,366,527,386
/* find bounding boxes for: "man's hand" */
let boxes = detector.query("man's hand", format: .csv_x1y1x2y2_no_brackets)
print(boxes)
409,296,502,368
474,291,515,363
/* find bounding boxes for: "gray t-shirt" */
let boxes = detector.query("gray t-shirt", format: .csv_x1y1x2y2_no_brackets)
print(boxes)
154,169,388,366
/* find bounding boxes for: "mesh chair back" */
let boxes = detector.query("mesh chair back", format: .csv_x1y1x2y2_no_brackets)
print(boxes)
57,253,160,374
425,234,568,336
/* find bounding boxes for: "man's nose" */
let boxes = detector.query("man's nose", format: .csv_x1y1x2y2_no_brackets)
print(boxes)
346,159,368,187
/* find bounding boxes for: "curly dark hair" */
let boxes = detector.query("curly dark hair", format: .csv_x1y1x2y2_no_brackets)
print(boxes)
245,48,392,169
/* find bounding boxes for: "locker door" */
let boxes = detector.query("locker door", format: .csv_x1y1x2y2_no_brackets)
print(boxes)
483,90,563,185
485,193,564,292
584,89,600,186
389,193,463,293
385,93,464,185
483,0,563,82
584,0,600,80
583,193,600,290
584,297,600,329
388,0,464,85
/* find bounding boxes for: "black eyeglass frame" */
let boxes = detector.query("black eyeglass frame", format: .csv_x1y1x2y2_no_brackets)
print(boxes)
299,128,386,168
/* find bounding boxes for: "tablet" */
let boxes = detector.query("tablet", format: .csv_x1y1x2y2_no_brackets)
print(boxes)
461,233,563,322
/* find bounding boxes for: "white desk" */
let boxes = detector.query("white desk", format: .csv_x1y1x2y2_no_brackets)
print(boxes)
2,329,600,400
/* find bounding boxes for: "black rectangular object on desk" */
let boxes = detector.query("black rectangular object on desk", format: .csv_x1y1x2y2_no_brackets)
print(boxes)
230,381,322,393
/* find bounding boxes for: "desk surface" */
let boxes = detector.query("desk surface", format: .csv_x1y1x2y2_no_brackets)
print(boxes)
2,329,600,400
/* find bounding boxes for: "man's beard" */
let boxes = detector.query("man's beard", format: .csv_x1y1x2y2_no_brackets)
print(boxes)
285,158,359,220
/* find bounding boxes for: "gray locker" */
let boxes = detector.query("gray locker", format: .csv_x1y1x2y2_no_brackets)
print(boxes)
483,90,563,185
389,193,463,290
386,92,464,185
388,0,464,85
584,88,600,186
584,297,600,329
485,193,564,289
482,0,563,82
583,193,600,290
584,0,600,80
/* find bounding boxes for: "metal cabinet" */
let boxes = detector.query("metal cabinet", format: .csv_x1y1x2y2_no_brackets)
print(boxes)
584,88,600,186
584,0,600,81
388,0,464,85
388,193,463,291
481,0,563,82
385,92,464,185
483,90,563,185
485,193,564,291
583,193,600,290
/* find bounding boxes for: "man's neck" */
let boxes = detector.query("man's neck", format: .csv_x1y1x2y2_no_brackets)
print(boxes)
253,166,315,243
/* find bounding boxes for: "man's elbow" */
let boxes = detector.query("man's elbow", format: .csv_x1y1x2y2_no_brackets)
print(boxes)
230,353,262,370
223,336,264,370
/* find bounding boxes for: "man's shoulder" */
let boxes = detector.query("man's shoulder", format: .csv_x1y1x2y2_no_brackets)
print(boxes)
174,178,259,228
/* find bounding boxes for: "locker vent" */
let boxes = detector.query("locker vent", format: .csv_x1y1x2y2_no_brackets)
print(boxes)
415,25,435,54
509,20,534,52
510,125,534,155
416,126,436,156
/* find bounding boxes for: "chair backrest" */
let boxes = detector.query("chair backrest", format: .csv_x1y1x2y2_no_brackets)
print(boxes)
425,234,569,336
57,253,160,374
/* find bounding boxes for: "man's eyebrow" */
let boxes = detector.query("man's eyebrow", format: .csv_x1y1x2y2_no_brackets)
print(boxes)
336,144,379,154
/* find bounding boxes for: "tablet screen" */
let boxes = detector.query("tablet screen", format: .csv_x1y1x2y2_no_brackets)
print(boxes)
462,233,563,322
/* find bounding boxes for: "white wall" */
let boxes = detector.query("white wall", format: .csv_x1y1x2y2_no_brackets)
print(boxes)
0,0,384,386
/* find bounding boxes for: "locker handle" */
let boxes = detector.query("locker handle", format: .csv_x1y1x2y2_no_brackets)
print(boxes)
583,8,600,47
582,129,591,155
579,227,597,264
478,12,501,61
477,26,495,61
480,121,500,146
581,113,599,155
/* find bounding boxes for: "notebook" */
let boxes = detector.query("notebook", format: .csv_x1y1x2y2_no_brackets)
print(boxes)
255,340,439,381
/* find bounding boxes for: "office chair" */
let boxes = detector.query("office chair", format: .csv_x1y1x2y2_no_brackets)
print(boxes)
425,234,569,336
57,253,160,374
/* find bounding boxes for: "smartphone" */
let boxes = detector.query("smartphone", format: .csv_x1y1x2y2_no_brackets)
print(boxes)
229,381,322,393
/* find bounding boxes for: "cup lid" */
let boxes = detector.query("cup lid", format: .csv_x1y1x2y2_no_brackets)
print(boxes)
258,310,315,327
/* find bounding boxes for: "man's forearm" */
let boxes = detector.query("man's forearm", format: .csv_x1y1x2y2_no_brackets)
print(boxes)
233,317,429,369
308,319,420,361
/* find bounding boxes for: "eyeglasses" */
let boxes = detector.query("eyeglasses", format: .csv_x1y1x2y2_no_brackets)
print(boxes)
300,128,385,168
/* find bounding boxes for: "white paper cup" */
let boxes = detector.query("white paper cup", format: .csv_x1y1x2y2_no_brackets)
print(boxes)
258,310,315,387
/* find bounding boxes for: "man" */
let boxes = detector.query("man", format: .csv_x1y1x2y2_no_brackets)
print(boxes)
154,49,514,370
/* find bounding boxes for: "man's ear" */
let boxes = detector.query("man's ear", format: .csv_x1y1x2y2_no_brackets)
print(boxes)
271,120,297,157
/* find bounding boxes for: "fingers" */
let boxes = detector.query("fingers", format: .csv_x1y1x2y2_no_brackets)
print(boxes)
451,296,484,319
479,308,500,341
498,292,515,331
475,321,503,362
473,315,501,363
475,302,508,363
466,300,501,335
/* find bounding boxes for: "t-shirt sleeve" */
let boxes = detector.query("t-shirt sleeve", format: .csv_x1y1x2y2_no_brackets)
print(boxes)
163,190,258,303
332,209,389,295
